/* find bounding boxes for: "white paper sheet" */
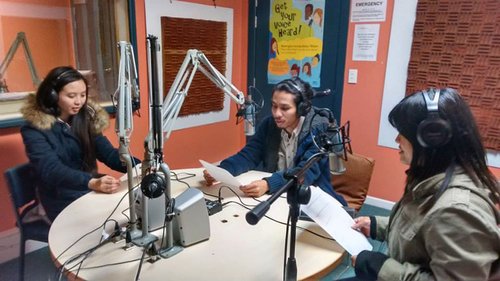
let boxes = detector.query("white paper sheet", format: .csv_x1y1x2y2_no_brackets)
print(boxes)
199,160,242,188
301,186,373,256
235,170,271,185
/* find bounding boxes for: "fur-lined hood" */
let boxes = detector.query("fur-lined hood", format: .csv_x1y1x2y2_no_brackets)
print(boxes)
21,93,109,133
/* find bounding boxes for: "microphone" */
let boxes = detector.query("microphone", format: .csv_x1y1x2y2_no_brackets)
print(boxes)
324,124,346,175
313,88,331,98
329,150,346,175
243,95,256,136
313,108,348,175
245,201,270,225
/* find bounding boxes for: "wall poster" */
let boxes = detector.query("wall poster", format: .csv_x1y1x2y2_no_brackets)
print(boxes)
268,0,325,87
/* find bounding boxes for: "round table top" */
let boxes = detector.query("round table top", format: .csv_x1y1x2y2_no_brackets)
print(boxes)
49,168,345,280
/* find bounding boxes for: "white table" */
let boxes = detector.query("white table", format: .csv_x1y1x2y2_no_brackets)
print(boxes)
49,168,345,280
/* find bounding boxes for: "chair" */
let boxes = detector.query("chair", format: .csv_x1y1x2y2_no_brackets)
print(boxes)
4,163,50,281
332,152,375,213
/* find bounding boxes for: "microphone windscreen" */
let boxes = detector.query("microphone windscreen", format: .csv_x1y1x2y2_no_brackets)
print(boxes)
244,103,256,136
329,153,346,175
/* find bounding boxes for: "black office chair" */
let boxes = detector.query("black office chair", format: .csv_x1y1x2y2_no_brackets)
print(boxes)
4,163,50,281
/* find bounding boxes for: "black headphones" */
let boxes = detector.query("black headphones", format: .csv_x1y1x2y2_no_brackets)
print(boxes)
284,78,312,116
48,69,73,106
416,88,452,148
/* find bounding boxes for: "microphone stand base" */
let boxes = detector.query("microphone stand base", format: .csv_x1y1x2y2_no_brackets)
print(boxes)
132,233,158,248
159,245,183,258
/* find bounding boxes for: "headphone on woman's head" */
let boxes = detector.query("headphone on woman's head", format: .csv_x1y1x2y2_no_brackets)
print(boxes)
416,88,452,148
48,69,73,106
48,88,59,106
284,78,312,116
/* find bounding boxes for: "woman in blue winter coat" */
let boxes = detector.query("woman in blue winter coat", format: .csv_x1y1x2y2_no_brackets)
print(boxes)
21,66,139,222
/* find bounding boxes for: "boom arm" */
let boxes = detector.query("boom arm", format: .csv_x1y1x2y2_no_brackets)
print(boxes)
113,41,144,240
115,41,139,140
0,32,41,92
161,49,245,141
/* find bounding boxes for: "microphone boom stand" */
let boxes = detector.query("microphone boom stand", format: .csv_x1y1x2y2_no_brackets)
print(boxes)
114,41,157,246
145,35,182,257
246,153,325,281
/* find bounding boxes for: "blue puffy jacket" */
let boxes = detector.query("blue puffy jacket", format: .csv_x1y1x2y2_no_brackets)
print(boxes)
20,94,139,221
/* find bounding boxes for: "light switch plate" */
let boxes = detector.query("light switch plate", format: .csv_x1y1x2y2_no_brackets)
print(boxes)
348,69,358,84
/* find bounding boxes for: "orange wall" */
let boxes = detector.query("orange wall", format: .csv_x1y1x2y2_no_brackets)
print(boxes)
0,0,248,232
1,16,73,92
0,0,74,92
341,0,500,202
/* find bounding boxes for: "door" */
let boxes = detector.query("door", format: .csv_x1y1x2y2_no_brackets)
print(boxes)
248,0,350,124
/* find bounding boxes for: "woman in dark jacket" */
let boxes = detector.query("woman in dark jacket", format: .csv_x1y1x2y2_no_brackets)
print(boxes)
21,66,139,222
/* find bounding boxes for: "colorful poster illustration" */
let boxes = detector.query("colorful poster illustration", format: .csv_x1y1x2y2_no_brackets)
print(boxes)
268,0,325,87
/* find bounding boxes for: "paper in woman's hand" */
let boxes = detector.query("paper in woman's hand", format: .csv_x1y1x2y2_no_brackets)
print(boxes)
301,186,373,256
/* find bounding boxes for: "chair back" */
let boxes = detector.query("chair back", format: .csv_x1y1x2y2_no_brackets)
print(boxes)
332,152,375,212
5,163,49,281
4,163,38,221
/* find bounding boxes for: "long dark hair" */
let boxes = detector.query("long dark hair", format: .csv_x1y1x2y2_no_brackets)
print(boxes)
389,88,499,205
36,66,98,174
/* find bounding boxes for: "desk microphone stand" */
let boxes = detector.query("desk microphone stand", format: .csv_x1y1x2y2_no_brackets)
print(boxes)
246,153,324,281
143,35,182,258
114,41,158,246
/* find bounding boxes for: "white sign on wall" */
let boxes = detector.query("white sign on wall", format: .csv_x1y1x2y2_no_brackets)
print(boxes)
352,24,380,61
350,0,387,22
